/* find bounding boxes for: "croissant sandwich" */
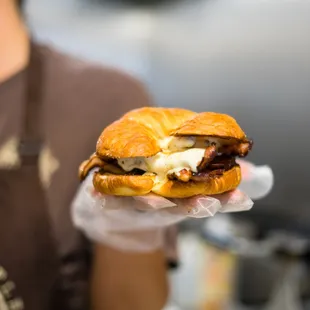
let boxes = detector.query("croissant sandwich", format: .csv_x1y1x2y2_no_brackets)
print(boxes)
79,107,253,198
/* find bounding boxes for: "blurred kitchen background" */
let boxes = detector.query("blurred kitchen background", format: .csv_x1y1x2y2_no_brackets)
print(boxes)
25,0,310,309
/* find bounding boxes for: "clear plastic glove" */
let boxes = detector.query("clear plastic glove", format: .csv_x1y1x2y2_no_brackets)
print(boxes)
71,168,268,253
237,159,274,200
71,160,273,252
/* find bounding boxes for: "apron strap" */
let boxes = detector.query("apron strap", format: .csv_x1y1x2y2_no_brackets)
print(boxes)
19,41,44,162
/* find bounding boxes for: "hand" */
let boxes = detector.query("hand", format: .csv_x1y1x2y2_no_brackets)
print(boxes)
237,159,274,200
72,158,274,252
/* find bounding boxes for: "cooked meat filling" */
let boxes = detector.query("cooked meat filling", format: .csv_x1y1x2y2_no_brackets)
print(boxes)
167,155,237,182
80,138,252,182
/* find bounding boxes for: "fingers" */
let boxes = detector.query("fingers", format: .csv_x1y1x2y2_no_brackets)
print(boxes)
213,189,254,213
237,159,274,200
90,189,253,216
133,194,177,210
171,196,222,218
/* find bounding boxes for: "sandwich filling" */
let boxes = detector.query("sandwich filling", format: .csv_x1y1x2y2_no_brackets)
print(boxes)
80,136,252,184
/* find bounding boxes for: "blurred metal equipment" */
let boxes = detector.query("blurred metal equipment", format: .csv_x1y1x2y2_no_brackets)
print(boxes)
173,214,310,309
200,214,310,309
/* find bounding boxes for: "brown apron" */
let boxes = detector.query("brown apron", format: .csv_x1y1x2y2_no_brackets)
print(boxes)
0,44,63,310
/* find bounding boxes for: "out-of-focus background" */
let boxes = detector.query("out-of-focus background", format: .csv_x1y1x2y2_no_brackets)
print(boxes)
25,0,310,309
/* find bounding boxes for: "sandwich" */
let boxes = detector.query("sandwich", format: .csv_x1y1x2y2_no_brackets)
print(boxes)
79,107,253,198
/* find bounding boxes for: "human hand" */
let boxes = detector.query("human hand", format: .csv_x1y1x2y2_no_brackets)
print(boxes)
72,158,274,252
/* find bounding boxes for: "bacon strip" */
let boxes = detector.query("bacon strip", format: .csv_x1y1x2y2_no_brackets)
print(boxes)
219,139,253,157
79,153,125,181
79,153,104,180
208,155,236,170
167,154,237,183
197,144,217,171
191,169,225,182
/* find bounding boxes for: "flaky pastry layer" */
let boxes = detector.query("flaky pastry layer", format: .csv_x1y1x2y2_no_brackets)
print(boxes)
172,112,246,140
93,173,155,196
96,107,247,159
93,166,241,198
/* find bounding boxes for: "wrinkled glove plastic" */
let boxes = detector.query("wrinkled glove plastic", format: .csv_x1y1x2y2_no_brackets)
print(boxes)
72,160,273,252
237,159,274,200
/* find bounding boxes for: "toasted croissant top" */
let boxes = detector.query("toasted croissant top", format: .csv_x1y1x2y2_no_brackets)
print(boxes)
172,112,246,139
96,107,247,158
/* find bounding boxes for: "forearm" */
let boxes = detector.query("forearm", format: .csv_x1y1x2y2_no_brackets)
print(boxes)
90,242,169,310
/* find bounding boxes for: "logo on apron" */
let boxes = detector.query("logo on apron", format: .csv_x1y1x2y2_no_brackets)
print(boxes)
39,146,60,189
0,266,24,310
0,138,21,170
0,138,60,189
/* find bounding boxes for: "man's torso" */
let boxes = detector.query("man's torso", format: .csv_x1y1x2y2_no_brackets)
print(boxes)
0,43,150,309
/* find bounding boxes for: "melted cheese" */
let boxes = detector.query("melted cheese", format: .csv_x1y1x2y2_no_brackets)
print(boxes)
146,148,205,174
158,136,225,152
166,167,188,176
117,148,205,182
159,136,196,152
116,137,228,184
117,157,148,172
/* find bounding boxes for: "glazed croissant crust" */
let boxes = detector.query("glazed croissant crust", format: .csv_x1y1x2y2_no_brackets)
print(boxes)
80,107,251,198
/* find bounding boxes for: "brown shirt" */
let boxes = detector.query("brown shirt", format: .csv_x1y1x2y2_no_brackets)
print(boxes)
0,43,170,309
0,43,152,253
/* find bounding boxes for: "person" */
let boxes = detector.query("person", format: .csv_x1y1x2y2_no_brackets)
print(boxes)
0,0,170,309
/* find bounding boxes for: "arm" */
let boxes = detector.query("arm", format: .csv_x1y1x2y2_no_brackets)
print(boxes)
76,68,169,309
90,240,169,310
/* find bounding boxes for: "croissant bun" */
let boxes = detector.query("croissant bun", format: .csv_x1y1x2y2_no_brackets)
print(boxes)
93,166,241,198
82,107,250,198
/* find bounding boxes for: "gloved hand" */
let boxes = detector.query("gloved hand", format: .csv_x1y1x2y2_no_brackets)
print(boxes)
237,159,274,200
71,160,273,252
